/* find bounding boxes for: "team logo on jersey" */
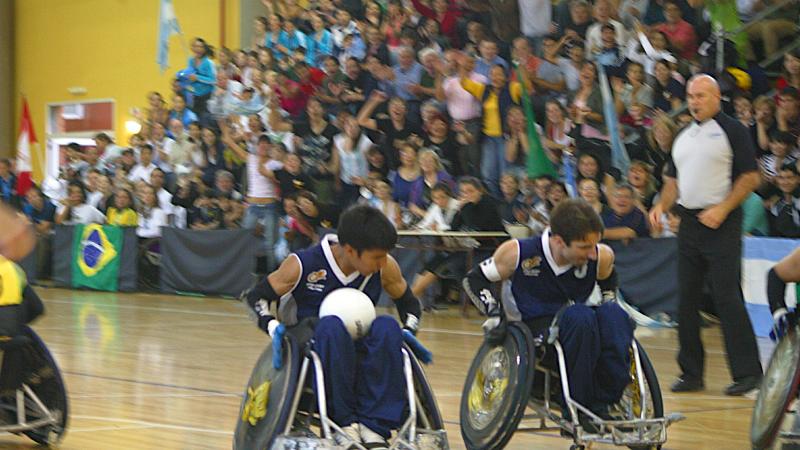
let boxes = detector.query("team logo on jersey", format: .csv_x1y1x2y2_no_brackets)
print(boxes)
574,265,588,279
521,257,542,276
308,270,327,283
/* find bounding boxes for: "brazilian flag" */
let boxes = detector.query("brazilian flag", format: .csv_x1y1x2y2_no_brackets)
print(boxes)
71,224,123,291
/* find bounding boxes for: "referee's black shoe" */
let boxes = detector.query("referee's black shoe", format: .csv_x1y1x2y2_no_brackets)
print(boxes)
670,376,704,393
724,375,762,396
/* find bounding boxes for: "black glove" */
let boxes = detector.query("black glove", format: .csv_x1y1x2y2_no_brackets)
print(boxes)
483,317,507,346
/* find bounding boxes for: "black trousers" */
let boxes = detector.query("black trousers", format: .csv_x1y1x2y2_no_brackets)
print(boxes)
676,206,762,382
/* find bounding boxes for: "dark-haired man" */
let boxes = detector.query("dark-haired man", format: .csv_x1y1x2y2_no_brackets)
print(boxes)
244,205,423,448
463,198,632,427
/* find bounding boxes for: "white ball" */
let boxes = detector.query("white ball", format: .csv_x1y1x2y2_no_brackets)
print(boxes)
319,288,376,340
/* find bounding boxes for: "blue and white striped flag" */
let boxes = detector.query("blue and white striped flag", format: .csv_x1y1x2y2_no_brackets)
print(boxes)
595,54,630,177
157,0,182,73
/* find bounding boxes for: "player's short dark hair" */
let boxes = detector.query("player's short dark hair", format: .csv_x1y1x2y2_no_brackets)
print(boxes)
549,198,604,245
337,205,398,255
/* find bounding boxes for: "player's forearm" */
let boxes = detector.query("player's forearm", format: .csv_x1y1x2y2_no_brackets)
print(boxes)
603,227,637,240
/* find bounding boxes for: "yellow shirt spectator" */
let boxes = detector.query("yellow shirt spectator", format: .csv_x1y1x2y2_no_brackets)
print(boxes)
106,207,139,227
460,77,523,137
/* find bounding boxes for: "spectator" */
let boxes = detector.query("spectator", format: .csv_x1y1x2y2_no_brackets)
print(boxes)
106,188,139,227
627,160,659,209
777,87,800,137
333,114,372,207
408,149,455,218
370,179,402,228
767,163,800,237
94,133,125,169
436,51,485,177
653,0,698,60
777,49,800,92
422,111,470,176
128,145,158,184
306,14,334,66
643,114,678,185
759,130,799,195
753,95,777,155
601,184,651,240
55,182,106,225
585,0,628,57
221,123,283,272
578,177,609,215
613,61,655,116
169,94,199,127
188,190,223,231
409,0,463,47
358,91,423,170
296,189,340,233
742,191,770,236
150,122,176,182
392,46,425,111
184,38,217,118
460,58,529,196
653,60,685,113
474,39,509,79
568,62,606,138
271,97,337,196
543,101,575,164
463,0,521,44
145,91,169,126
0,159,18,206
150,169,174,216
389,145,421,208
22,185,55,276
94,174,114,214
415,181,460,231
76,147,108,180
168,119,198,176
498,172,528,224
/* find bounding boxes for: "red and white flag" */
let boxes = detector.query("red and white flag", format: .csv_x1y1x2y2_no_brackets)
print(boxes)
16,98,37,196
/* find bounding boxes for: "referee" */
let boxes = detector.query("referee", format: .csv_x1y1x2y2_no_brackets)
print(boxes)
649,74,763,395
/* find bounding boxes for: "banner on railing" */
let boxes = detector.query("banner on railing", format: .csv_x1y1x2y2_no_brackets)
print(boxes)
52,225,139,292
159,228,258,297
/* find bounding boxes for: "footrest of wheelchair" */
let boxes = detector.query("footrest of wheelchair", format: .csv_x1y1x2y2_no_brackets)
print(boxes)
581,414,685,446
780,430,800,443
270,435,344,449
393,428,449,450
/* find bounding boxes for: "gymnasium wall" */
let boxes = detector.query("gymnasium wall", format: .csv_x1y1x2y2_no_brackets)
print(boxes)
13,0,240,180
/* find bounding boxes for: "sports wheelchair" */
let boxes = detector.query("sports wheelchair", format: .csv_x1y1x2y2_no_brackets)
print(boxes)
0,325,69,446
233,323,448,450
460,305,683,450
751,325,800,450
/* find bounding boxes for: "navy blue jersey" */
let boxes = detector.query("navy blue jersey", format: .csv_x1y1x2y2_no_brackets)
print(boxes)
508,231,598,319
277,234,383,325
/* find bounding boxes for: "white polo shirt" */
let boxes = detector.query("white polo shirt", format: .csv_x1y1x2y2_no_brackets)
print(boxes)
667,112,759,210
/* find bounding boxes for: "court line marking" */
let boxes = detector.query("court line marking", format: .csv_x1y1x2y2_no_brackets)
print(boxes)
72,415,234,436
70,392,241,400
45,299,246,318
63,370,242,397
69,425,157,433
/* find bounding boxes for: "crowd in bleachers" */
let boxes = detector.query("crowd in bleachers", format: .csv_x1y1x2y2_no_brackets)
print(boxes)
3,0,800,281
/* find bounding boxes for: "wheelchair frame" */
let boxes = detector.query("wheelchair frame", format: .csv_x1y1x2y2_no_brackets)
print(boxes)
267,344,448,450
0,326,69,446
519,336,683,448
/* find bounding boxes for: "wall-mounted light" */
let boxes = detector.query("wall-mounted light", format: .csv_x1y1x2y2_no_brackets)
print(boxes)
125,120,142,134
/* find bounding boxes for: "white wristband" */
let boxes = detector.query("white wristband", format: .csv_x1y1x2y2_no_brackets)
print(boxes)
773,308,789,322
479,258,502,282
267,319,281,338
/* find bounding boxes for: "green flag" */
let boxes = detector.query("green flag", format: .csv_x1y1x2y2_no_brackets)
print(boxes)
517,66,558,179
71,224,123,291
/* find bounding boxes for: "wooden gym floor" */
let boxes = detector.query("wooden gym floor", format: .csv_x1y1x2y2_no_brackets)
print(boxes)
0,288,773,449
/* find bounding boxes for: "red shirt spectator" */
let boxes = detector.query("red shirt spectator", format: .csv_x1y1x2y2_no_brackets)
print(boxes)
654,1,697,60
410,0,463,47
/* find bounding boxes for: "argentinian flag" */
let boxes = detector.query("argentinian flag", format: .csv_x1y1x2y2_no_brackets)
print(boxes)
157,0,182,72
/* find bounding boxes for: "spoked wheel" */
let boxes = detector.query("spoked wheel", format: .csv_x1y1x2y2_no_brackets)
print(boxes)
0,326,69,446
460,322,535,450
610,339,663,450
233,334,301,450
752,327,800,450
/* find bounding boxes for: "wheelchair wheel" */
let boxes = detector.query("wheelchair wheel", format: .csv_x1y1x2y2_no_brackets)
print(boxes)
0,326,69,446
751,327,800,450
233,334,302,450
614,339,663,450
460,322,535,450
405,343,445,430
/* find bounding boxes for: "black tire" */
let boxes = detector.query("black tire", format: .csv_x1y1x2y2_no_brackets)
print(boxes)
752,328,800,450
406,343,445,431
233,334,302,450
460,322,535,450
5,326,69,446
624,339,664,450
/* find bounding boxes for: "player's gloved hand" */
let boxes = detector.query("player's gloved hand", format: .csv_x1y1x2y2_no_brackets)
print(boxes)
483,316,507,346
269,320,287,370
403,313,420,335
770,308,796,342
